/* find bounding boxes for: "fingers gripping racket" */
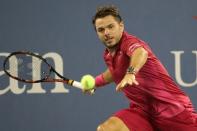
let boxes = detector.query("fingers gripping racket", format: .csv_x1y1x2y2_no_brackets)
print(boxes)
3,51,92,92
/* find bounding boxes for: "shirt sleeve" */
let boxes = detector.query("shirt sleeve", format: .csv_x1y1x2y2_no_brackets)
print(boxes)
121,38,145,56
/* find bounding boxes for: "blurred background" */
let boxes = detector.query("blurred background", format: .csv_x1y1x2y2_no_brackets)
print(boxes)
0,0,197,131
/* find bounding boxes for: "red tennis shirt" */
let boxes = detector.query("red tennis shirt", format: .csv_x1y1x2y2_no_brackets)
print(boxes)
103,31,195,118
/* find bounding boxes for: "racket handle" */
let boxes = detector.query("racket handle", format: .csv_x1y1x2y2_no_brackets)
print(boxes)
72,81,83,89
72,80,95,94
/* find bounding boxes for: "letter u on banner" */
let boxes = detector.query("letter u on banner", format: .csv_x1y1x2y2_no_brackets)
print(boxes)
171,51,197,87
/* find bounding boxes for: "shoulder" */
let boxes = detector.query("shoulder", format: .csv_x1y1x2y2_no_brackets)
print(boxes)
120,32,145,51
120,31,153,56
121,32,146,46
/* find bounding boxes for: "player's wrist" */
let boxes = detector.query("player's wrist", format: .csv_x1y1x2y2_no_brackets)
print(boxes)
95,74,108,87
126,66,137,75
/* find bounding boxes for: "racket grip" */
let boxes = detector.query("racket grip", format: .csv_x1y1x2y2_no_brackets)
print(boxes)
72,80,95,94
72,81,83,89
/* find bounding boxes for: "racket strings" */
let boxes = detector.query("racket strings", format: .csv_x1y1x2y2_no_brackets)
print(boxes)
5,54,50,82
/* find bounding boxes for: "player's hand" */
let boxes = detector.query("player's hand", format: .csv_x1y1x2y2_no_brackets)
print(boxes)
116,74,139,91
82,88,96,95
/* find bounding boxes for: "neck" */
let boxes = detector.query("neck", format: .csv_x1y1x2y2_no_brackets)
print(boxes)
107,44,119,56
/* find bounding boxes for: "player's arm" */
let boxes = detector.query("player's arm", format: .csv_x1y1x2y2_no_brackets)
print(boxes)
129,47,148,73
95,68,113,87
102,68,113,83
116,47,148,91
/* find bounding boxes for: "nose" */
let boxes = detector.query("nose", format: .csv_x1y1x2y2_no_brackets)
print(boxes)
104,29,110,36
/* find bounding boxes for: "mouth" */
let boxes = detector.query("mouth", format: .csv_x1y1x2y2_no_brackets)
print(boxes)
105,37,114,43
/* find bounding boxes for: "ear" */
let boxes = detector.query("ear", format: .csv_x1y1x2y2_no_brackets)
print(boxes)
119,21,124,31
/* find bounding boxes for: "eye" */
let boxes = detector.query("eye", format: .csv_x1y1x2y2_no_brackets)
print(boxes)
108,24,114,29
97,28,104,33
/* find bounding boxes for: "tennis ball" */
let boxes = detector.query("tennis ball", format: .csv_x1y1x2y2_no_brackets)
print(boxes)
81,74,95,90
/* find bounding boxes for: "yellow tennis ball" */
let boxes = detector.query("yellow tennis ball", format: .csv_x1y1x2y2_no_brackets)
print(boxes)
81,74,95,90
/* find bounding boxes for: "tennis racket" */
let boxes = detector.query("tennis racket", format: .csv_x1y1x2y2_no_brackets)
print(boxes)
3,51,94,93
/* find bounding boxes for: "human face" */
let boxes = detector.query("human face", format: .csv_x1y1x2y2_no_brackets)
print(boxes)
95,15,124,49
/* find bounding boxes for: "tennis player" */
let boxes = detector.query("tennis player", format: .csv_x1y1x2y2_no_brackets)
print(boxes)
87,5,197,131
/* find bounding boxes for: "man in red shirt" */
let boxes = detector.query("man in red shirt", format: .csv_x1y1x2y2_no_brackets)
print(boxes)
84,5,197,131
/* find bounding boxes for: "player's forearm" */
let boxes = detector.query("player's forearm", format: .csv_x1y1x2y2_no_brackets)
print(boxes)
128,47,148,74
102,69,113,83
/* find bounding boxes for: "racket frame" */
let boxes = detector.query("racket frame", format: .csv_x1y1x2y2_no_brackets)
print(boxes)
3,51,84,90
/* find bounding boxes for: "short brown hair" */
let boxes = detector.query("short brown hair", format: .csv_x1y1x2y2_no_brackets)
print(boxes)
92,5,122,26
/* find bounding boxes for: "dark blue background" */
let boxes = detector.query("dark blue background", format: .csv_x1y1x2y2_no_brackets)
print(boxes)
0,0,197,131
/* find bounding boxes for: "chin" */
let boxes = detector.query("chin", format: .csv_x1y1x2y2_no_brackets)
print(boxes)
106,43,114,47
106,43,118,49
